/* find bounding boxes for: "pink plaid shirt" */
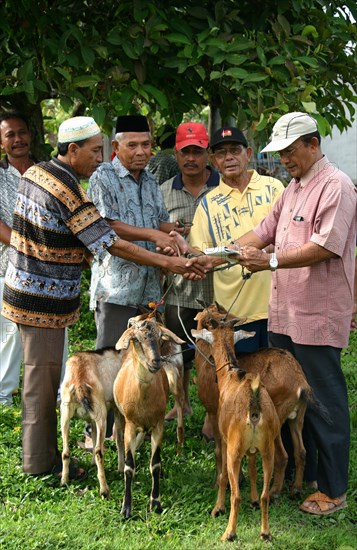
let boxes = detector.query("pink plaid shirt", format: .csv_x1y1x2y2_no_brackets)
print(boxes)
254,156,357,347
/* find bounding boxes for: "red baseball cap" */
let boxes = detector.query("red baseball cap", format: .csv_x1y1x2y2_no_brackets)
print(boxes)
175,122,209,150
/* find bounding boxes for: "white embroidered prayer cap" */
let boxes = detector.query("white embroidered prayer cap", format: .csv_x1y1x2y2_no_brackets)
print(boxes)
58,116,101,143
260,112,318,153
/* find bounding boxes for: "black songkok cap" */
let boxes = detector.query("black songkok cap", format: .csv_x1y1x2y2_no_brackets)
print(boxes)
115,115,150,133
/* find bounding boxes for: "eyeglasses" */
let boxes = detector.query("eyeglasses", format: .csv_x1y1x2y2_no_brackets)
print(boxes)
213,145,244,159
275,141,305,159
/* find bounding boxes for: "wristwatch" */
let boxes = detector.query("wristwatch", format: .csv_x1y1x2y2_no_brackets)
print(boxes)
269,252,278,271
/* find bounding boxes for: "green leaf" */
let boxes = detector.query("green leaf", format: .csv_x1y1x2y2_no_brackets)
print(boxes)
204,38,227,49
91,105,106,126
268,56,287,66
225,54,248,66
255,113,269,132
122,42,138,60
142,84,168,109
224,67,249,79
33,80,48,92
302,25,319,38
81,46,95,66
73,75,100,88
277,14,291,37
18,59,34,81
54,67,71,81
107,27,123,46
165,33,191,45
195,66,205,81
227,38,255,52
210,70,222,80
296,56,319,68
242,73,269,83
301,101,316,113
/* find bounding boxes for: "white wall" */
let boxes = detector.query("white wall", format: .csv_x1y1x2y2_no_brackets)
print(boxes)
322,117,357,184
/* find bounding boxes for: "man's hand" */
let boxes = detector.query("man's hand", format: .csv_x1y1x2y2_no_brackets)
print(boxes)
235,246,269,273
164,255,208,280
151,230,181,256
157,230,190,255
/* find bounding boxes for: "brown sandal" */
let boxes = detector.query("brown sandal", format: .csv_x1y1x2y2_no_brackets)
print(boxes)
299,491,347,515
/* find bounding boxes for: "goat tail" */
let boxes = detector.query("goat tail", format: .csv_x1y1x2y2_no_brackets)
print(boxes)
70,383,94,413
300,387,332,425
249,374,261,427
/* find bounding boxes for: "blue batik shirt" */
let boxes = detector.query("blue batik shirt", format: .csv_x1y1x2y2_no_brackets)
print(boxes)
88,156,169,309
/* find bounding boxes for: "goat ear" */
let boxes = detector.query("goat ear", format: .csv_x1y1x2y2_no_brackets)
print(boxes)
214,301,228,314
160,326,185,345
191,328,213,344
115,331,133,350
233,330,256,344
232,316,247,327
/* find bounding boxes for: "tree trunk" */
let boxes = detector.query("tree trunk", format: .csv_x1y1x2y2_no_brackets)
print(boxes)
208,103,221,139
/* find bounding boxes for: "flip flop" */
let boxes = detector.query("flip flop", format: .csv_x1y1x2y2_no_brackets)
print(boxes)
299,491,347,515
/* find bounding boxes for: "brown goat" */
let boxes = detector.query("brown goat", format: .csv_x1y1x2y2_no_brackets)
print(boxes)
131,310,186,449
113,315,185,518
199,320,281,541
193,302,315,498
60,348,124,499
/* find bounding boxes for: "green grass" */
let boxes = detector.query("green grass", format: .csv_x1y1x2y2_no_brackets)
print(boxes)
0,292,356,549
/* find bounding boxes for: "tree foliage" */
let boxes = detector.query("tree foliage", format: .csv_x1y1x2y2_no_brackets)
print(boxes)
1,0,356,155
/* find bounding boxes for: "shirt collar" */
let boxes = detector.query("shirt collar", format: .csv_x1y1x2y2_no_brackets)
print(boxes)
51,157,80,182
219,169,260,195
112,155,148,182
171,166,219,190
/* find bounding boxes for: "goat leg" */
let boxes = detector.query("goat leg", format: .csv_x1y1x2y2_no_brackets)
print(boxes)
288,411,307,498
269,433,288,500
221,450,243,542
248,453,259,508
121,422,137,518
260,450,274,542
211,439,228,517
93,407,110,499
60,402,72,486
150,422,164,514
113,408,125,473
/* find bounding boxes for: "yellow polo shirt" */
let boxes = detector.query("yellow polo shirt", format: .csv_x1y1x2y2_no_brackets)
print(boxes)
189,170,284,322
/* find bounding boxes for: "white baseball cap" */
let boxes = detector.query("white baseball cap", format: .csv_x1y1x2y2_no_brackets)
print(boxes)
260,112,318,153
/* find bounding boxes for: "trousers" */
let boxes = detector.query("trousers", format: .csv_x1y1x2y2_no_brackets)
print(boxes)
268,332,349,498
0,277,22,404
19,325,65,474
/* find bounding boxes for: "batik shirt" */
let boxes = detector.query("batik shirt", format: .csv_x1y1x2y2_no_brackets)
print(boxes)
0,158,22,277
2,158,118,328
88,156,170,309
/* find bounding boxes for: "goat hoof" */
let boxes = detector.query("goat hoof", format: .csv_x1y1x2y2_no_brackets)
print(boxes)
121,505,132,519
150,500,162,514
250,500,260,510
222,531,236,542
100,489,110,500
211,507,224,517
289,489,302,500
260,532,272,542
